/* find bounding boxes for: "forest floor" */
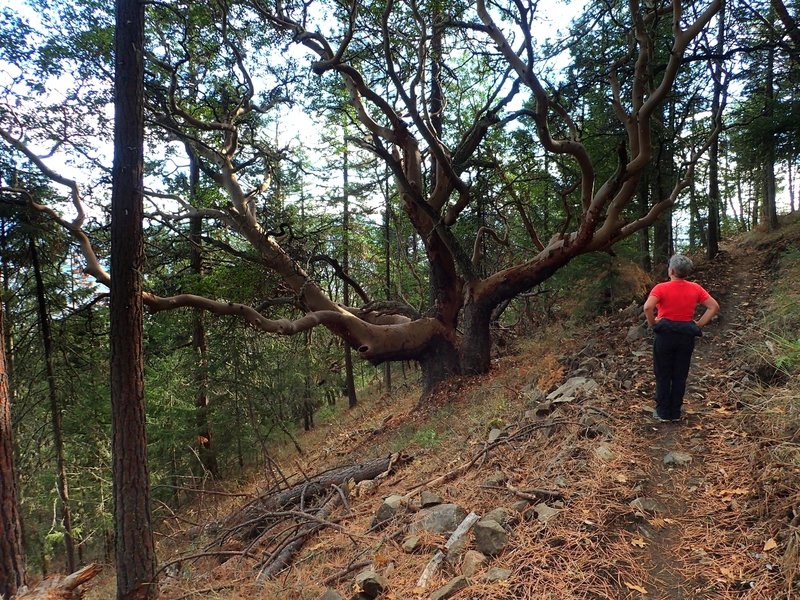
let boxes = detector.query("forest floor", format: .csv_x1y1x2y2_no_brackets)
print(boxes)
84,215,800,600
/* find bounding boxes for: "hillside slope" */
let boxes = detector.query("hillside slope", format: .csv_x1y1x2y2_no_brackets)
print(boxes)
95,217,800,600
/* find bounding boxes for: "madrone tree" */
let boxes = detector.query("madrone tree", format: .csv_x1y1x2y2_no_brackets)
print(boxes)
1,0,722,398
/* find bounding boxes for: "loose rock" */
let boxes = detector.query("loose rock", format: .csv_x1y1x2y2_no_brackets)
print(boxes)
593,444,615,461
663,451,693,466
371,494,404,529
473,519,508,556
319,590,343,600
482,470,508,487
534,502,561,524
429,576,469,600
460,550,487,577
483,567,512,582
420,490,443,508
402,535,421,553
353,570,387,598
547,376,598,403
411,503,468,535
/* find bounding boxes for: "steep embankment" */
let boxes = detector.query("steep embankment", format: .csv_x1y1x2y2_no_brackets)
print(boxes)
124,219,799,600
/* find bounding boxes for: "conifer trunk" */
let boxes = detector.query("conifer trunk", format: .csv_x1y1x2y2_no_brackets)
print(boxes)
111,0,158,596
29,234,76,573
0,302,25,600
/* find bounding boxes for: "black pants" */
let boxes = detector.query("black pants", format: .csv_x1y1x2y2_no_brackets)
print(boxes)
653,331,696,419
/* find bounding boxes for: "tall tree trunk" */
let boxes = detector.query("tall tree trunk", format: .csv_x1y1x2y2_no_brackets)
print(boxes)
111,0,158,596
342,140,357,408
707,4,725,259
189,158,218,478
383,173,392,393
763,43,780,231
29,235,76,573
0,302,25,600
788,155,795,213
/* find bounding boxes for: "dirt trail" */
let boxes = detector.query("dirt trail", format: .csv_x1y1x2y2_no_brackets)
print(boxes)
613,244,773,599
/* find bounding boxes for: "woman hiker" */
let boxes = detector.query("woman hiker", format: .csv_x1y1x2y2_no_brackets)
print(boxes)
643,255,720,422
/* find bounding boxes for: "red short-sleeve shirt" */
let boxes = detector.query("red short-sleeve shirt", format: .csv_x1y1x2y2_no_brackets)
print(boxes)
649,280,710,321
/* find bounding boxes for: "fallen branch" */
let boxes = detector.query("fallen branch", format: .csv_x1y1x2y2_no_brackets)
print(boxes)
479,483,565,502
16,563,102,599
256,491,345,581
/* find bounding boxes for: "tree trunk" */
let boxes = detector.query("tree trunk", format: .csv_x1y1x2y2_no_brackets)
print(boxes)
29,234,77,573
383,173,393,393
707,3,725,259
111,0,158,596
418,335,461,396
0,301,25,600
460,302,492,376
189,158,218,478
342,140,357,408
763,43,780,231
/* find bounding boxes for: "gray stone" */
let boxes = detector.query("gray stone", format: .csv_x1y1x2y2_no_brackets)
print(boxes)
488,428,505,443
579,414,612,438
460,550,487,578
354,570,387,598
534,400,554,416
482,507,511,527
511,500,529,513
534,502,560,524
319,590,343,600
473,519,508,556
445,534,469,565
630,497,665,514
522,385,546,405
482,470,508,487
663,451,693,466
411,503,468,535
429,576,469,600
593,444,614,461
371,494,404,529
626,324,648,342
483,567,512,582
420,490,443,508
547,377,598,403
402,535,421,553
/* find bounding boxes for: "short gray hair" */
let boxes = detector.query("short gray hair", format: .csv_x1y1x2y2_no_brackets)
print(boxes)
669,254,693,278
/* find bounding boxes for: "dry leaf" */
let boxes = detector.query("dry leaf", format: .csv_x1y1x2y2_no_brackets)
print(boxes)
720,566,735,580
631,537,647,548
763,538,778,552
624,581,648,594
